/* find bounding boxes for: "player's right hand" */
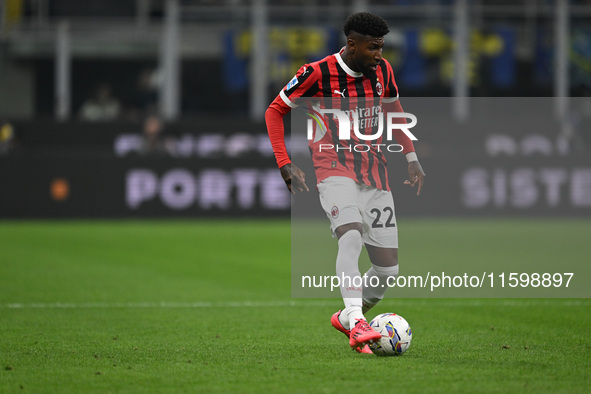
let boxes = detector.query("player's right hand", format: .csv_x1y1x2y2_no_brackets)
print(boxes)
280,163,309,194
404,160,426,196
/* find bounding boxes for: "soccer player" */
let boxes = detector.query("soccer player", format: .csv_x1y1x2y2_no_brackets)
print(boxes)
265,12,425,353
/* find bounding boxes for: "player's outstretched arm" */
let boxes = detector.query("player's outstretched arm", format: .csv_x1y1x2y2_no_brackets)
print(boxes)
404,160,426,196
280,163,309,194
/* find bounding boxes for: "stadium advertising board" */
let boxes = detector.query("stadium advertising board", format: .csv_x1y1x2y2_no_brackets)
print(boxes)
0,157,289,218
1,98,590,219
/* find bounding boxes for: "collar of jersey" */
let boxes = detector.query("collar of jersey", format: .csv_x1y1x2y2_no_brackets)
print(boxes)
336,48,363,78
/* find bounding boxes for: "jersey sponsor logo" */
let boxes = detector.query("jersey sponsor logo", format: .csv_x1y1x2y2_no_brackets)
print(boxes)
376,81,383,96
331,205,339,219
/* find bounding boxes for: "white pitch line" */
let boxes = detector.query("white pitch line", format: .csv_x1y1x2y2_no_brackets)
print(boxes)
0,299,586,310
1,300,340,309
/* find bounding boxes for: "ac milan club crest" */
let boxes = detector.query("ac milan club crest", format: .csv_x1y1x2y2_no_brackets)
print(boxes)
331,205,339,219
376,81,383,96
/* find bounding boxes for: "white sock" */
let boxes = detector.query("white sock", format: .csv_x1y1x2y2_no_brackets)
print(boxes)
335,230,365,329
362,264,399,314
344,304,364,329
338,304,365,330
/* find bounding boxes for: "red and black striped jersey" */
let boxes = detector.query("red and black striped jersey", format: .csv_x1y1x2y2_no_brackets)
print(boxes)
267,48,414,191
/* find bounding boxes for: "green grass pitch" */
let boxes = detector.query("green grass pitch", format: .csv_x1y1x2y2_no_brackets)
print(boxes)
0,219,589,393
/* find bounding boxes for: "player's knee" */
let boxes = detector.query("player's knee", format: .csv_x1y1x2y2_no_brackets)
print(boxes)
335,223,363,239
367,246,398,268
374,257,397,268
382,252,398,267
337,228,363,251
372,264,399,280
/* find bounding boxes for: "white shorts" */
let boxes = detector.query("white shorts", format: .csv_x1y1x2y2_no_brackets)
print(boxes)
317,176,398,248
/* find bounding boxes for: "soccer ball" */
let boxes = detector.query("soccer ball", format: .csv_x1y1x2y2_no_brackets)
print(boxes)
368,313,412,356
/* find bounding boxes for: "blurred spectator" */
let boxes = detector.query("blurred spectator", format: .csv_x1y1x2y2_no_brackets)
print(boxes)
79,83,121,121
132,68,160,118
139,114,176,156
0,122,15,155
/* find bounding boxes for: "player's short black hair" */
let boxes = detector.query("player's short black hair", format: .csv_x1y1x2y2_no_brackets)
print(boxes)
343,12,389,38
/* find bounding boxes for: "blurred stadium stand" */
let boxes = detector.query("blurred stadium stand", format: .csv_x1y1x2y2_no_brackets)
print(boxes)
1,0,591,119
0,1,590,218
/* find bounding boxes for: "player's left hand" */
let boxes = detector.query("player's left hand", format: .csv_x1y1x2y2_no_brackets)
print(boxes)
404,160,426,196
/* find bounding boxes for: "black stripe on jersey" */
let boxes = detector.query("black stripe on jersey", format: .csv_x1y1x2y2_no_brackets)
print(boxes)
376,153,387,189
366,143,377,188
321,61,347,169
380,59,389,92
373,99,388,189
385,62,398,98
377,60,392,189
319,61,333,97
362,71,379,188
335,63,352,169
336,62,349,101
352,77,369,186
302,83,319,97
367,71,382,184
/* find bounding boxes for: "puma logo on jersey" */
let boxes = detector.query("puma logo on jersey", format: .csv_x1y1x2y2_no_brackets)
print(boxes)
333,88,347,97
